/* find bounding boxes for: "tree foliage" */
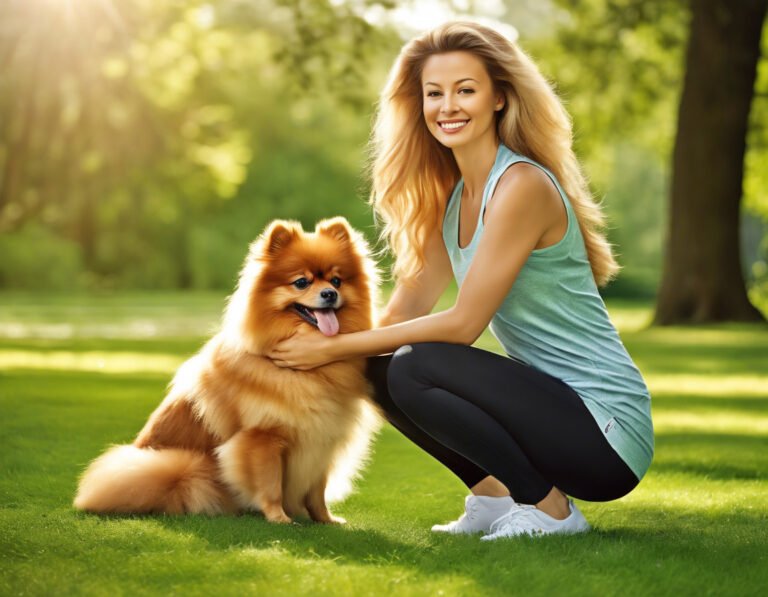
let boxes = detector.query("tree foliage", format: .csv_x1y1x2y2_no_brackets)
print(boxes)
1,0,766,304
0,0,397,289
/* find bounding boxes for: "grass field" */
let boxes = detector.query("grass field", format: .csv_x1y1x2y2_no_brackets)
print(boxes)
1,291,767,596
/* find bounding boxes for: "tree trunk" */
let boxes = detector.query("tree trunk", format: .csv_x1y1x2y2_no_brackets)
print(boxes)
654,0,767,324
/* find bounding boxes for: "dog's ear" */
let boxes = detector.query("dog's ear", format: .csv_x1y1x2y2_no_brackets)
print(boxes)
262,219,302,256
316,217,352,243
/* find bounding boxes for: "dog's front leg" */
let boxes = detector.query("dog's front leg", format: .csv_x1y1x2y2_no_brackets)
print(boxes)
305,477,346,524
216,428,291,523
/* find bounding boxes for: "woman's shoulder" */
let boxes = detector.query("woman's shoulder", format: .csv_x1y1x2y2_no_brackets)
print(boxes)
485,159,566,242
493,160,561,208
484,164,560,224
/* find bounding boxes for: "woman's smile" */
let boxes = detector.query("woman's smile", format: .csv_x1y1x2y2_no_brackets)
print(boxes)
438,119,470,132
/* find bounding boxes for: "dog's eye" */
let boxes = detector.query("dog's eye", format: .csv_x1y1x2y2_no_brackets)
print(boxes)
293,278,310,289
330,277,342,288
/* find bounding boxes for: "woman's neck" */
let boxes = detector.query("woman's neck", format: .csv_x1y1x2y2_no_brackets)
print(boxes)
452,135,500,201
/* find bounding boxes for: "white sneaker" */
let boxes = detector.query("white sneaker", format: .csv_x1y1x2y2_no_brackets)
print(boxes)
432,495,516,535
480,499,590,540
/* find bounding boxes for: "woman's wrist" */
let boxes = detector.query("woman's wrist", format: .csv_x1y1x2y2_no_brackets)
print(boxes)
327,332,347,363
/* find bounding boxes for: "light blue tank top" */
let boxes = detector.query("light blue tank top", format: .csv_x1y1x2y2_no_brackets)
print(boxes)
442,143,654,480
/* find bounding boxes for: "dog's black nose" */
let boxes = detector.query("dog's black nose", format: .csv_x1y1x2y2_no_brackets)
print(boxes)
320,289,338,304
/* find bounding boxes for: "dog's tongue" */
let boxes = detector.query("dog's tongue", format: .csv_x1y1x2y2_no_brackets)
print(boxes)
314,308,339,337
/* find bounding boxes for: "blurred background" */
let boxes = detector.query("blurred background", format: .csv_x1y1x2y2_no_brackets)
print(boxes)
0,0,766,319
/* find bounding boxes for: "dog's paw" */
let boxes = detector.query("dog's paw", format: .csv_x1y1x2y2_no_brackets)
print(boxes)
265,512,293,524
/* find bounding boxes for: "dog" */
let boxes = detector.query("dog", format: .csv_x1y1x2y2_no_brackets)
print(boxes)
74,217,380,523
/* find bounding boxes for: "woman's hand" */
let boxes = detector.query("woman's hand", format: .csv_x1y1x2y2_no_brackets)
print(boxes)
267,326,338,370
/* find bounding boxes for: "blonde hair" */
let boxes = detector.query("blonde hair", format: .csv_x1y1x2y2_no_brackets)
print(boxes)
368,21,619,286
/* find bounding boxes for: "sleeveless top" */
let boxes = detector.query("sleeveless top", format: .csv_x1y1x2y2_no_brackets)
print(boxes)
442,143,654,480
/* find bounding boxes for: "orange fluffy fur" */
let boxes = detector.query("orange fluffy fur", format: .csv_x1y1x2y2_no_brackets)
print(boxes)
74,217,381,523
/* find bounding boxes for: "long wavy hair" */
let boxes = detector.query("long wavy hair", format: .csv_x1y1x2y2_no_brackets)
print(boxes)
368,21,619,286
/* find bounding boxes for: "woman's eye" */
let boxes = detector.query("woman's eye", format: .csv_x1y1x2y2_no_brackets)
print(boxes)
293,278,309,289
330,277,342,288
458,88,475,94
426,91,441,97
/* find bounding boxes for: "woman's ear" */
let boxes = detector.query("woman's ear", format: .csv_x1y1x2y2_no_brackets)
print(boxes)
495,93,505,112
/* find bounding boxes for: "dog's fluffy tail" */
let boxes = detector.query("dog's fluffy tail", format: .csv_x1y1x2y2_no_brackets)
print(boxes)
73,445,235,515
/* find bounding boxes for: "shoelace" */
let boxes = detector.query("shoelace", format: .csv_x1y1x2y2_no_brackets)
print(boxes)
488,504,539,535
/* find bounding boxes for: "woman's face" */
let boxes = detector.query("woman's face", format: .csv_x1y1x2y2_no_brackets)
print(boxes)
421,51,504,149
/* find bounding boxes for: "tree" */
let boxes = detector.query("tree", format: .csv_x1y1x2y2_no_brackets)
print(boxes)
543,0,767,323
654,0,767,323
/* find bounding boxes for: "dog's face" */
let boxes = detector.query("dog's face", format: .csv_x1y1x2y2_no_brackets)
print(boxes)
233,217,375,348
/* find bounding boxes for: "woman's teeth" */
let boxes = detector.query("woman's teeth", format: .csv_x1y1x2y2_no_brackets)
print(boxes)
440,120,469,130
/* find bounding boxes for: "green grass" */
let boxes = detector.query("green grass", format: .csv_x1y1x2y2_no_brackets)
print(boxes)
1,291,767,596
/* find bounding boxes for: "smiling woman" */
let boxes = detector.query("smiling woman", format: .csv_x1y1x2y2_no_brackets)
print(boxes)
269,20,655,541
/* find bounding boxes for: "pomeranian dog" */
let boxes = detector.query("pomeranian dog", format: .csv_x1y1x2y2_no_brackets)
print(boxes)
74,217,380,523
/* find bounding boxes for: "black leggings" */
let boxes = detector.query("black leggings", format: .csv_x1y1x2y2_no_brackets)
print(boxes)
366,342,639,505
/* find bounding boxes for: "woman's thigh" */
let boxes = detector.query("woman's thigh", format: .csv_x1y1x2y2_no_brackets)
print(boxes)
386,342,638,501
366,353,489,487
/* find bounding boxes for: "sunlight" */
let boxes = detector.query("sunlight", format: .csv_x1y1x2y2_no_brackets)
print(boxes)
620,476,767,513
0,349,182,374
607,306,653,333
361,0,518,41
646,373,768,398
39,0,124,27
653,409,768,436
0,317,218,339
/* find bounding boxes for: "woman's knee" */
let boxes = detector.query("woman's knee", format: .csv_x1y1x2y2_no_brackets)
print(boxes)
387,343,424,382
386,342,446,405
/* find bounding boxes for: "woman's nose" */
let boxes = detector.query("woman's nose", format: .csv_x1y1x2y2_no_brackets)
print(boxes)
440,93,458,113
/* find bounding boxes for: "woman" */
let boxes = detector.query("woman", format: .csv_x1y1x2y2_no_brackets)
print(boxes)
269,21,654,540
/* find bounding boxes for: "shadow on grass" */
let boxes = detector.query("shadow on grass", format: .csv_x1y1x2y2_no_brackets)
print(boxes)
624,325,768,376
130,501,768,594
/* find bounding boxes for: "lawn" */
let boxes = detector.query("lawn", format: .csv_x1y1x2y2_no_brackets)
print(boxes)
1,291,766,596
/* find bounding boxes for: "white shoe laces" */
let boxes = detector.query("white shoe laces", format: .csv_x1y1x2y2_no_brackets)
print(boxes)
488,504,544,536
434,496,518,534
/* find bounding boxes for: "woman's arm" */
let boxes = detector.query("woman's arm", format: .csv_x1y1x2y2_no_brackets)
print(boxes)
269,165,562,369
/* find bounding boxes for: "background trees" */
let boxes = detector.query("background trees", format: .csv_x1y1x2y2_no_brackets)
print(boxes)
1,0,766,323
0,0,395,288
